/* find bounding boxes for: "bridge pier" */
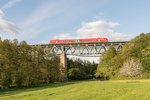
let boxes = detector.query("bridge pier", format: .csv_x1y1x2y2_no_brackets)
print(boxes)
60,52,68,82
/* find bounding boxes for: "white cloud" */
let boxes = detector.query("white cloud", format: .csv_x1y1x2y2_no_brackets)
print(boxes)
77,20,109,37
108,22,120,27
0,0,21,38
0,10,4,17
53,33,73,39
0,10,19,34
1,0,22,10
53,20,132,41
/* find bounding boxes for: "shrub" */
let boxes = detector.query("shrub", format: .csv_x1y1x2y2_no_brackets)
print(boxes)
68,68,87,80
119,58,143,78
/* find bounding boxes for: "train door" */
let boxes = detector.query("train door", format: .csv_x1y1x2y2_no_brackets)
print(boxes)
76,40,78,43
76,40,79,43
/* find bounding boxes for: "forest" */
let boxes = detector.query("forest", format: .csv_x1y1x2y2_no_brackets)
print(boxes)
0,38,97,88
0,39,61,88
0,33,150,88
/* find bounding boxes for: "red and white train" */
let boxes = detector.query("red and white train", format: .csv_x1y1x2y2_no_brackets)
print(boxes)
50,38,108,44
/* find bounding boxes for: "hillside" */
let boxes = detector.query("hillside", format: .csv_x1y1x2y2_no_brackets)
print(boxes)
96,33,150,79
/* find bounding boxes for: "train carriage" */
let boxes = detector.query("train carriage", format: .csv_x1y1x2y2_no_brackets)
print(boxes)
50,38,108,44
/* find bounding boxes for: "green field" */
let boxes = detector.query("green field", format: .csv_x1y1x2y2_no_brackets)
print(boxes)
0,80,150,100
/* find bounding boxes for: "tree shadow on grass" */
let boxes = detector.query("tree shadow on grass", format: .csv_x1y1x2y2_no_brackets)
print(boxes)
0,81,81,98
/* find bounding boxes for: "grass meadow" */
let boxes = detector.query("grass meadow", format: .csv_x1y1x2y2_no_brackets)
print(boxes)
0,80,150,100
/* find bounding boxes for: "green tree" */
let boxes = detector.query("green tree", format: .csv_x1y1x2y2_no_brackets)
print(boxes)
0,39,14,88
68,68,87,80
95,46,117,80
67,58,97,80
111,33,150,78
0,38,61,88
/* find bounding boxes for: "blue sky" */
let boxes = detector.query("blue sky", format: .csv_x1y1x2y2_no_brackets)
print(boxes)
0,0,150,44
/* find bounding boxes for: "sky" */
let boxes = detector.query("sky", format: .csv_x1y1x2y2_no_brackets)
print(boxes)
0,0,150,62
